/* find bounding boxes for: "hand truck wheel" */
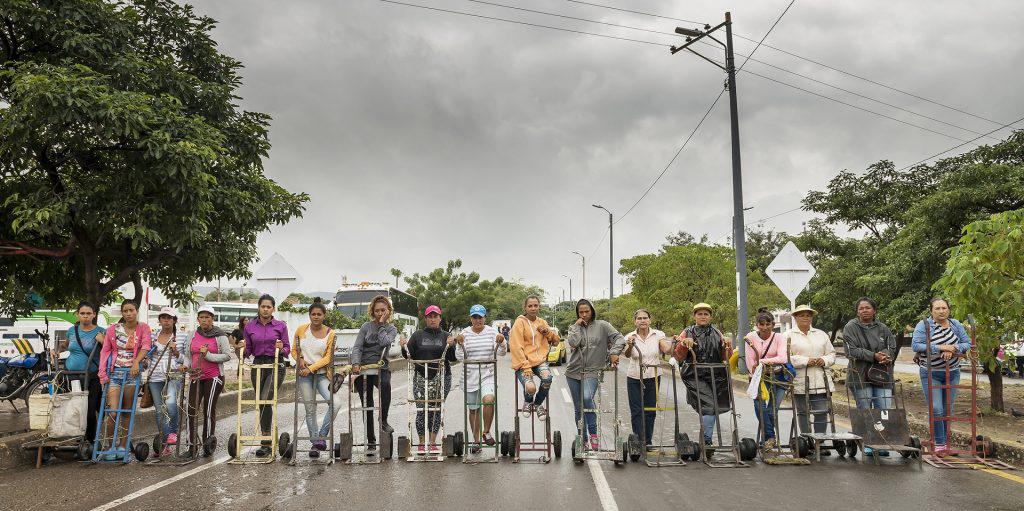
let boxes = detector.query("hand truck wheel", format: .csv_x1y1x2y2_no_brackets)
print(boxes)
203,435,217,457
152,433,164,455
397,435,411,459
499,431,509,457
627,433,642,462
227,433,238,458
453,431,464,457
133,441,150,462
833,439,847,458
845,439,858,459
739,437,758,461
278,432,291,457
381,430,393,460
553,430,563,459
976,435,996,458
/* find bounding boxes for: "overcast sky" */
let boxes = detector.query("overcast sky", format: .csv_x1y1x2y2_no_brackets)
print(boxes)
188,0,1024,302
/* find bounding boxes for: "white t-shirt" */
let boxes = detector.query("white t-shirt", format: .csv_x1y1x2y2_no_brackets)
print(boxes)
299,326,333,375
456,325,507,392
624,329,667,380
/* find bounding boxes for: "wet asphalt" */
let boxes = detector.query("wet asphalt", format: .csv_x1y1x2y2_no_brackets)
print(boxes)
1,356,1021,511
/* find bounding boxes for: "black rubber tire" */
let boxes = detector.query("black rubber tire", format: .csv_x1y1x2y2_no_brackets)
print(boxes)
833,439,847,458
278,432,291,457
338,432,353,460
976,435,996,458
134,442,150,462
397,435,410,459
77,440,92,461
227,433,238,458
381,431,393,460
846,439,858,459
910,436,922,459
692,441,703,461
152,433,163,455
739,437,758,461
501,431,510,457
453,431,464,457
628,434,642,462
203,435,217,458
553,430,562,458
793,436,810,459
572,441,583,465
282,443,294,462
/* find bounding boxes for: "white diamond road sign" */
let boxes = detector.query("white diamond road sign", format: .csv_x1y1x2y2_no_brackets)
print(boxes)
765,241,816,303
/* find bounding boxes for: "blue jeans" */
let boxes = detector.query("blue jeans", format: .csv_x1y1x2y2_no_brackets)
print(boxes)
627,377,656,445
754,383,786,441
852,384,893,411
920,367,960,446
515,363,552,407
794,393,829,434
700,414,717,443
149,378,182,437
297,373,342,441
566,376,599,436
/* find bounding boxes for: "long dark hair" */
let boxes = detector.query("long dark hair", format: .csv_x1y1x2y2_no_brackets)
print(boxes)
75,301,97,327
118,299,138,324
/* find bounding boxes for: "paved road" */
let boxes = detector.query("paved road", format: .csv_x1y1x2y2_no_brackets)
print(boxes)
1,356,1022,511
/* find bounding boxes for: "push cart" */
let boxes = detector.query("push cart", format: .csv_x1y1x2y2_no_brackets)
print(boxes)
227,348,281,464
337,347,392,463
397,344,456,461
757,363,810,465
846,379,921,467
89,359,150,464
20,368,89,468
145,369,201,466
280,347,338,465
569,363,631,466
501,366,562,463
634,350,694,467
458,341,502,463
788,346,861,462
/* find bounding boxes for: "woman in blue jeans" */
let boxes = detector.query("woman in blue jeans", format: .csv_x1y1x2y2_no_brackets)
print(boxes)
623,309,671,448
565,299,625,450
293,298,343,458
911,297,971,457
147,306,187,457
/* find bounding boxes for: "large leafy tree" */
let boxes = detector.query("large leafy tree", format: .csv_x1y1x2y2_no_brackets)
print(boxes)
936,209,1024,411
0,1,307,315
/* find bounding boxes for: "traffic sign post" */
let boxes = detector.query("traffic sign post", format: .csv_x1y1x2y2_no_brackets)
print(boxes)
765,241,816,330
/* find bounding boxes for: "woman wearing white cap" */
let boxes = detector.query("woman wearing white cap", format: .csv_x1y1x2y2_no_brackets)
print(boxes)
182,305,233,456
147,307,188,457
785,305,836,440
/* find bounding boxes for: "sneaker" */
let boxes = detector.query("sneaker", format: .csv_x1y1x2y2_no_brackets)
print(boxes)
470,446,482,454
166,433,178,445
429,443,440,453
418,444,426,454
522,403,534,418
308,449,320,459
878,449,890,457
863,446,874,456
934,444,948,457
589,435,599,450
536,406,548,421
312,440,327,451
102,453,118,461
160,446,173,458
762,438,777,451
255,446,272,457
482,433,495,446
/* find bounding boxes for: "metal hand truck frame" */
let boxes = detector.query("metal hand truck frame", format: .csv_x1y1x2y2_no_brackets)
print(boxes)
337,346,393,463
501,363,562,463
635,348,694,467
397,344,456,461
458,341,502,463
227,347,281,464
89,359,150,464
787,341,861,462
280,342,337,465
570,363,630,466
683,346,757,467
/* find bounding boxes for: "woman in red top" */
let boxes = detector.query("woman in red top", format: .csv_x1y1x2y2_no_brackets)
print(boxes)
98,300,152,459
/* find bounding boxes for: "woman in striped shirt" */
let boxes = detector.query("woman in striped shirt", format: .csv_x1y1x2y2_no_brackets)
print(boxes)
911,297,971,456
455,304,506,452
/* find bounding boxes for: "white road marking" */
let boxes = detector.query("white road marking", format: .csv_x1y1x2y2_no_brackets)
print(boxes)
92,456,229,511
587,459,619,511
561,388,572,403
552,368,560,377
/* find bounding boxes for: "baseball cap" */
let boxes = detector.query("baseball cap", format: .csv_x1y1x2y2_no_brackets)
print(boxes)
196,304,217,317
158,306,178,319
424,305,442,316
469,304,487,317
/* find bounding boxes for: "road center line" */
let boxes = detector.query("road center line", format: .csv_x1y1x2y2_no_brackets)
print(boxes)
92,456,230,511
587,459,619,511
561,388,572,403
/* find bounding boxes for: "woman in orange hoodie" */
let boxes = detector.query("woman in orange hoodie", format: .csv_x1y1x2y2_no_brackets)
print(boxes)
509,295,560,419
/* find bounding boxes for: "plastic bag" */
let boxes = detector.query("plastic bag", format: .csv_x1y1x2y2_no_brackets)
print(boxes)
746,363,764,400
47,391,87,438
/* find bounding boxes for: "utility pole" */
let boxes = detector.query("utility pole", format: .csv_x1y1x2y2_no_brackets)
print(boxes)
672,12,751,361
562,274,573,303
592,205,614,307
572,251,586,299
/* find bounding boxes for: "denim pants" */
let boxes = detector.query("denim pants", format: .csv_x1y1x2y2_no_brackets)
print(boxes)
920,367,960,446
515,363,552,407
297,373,342,441
852,384,893,411
754,383,786,441
794,392,829,434
626,377,656,445
700,414,717,443
566,376,599,436
149,378,182,437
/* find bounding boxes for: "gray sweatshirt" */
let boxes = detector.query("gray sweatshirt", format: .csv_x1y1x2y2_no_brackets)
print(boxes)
565,319,626,380
842,319,897,383
351,321,398,366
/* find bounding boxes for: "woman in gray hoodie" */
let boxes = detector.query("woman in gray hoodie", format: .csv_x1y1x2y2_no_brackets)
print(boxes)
182,306,232,456
565,299,625,450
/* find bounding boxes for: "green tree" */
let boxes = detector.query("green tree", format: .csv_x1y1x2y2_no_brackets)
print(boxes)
390,268,403,290
935,209,1024,412
404,259,484,331
0,1,307,315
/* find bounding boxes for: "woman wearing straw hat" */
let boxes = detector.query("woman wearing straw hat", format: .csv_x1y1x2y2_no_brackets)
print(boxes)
785,305,836,442
673,303,732,445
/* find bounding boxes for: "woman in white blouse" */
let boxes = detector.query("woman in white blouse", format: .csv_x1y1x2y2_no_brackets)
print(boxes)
623,309,672,447
785,305,836,437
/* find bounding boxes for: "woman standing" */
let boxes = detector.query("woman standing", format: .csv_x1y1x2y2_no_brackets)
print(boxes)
293,298,342,458
401,305,458,453
566,299,625,450
230,317,248,351
243,294,289,457
183,305,232,457
54,302,104,446
842,297,897,456
673,303,732,446
743,310,788,449
509,296,560,419
351,295,399,449
786,305,835,441
147,307,187,457
911,298,971,456
622,308,670,448
455,304,506,452
98,300,152,460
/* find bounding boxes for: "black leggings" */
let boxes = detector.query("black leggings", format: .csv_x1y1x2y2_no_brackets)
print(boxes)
188,378,222,445
250,357,285,440
354,369,392,442
84,376,101,443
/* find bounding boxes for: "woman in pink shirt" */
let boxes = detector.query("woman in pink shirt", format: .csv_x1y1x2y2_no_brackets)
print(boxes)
182,305,232,457
743,309,787,449
98,300,152,460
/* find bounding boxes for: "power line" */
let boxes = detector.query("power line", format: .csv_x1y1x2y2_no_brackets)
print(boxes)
896,114,1024,171
566,0,1007,127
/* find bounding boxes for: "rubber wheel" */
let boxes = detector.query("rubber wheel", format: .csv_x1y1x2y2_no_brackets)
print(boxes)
739,437,758,461
976,435,996,458
833,439,847,458
134,442,150,462
203,436,217,458
153,433,164,455
381,431,393,460
397,435,410,459
513,431,520,458
442,434,455,457
846,439,858,459
227,433,238,458
77,440,92,461
338,432,353,460
278,432,291,457
553,430,562,458
628,433,642,462
793,436,810,459
691,441,702,461
453,431,464,457
499,431,508,457
282,443,294,462
910,436,922,459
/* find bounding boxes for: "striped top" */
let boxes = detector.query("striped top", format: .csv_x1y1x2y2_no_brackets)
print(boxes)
921,323,961,369
456,325,507,392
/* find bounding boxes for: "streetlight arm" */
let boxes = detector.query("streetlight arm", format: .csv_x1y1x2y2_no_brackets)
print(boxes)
670,19,728,54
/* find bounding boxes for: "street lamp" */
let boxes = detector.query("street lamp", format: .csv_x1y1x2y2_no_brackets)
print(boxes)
592,204,614,307
562,274,573,303
671,12,752,359
571,251,586,299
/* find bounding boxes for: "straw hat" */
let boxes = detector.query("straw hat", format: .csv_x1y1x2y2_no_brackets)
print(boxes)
792,304,817,316
692,303,713,314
